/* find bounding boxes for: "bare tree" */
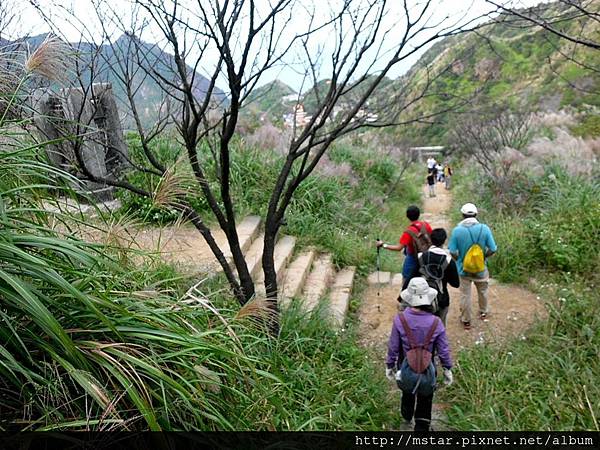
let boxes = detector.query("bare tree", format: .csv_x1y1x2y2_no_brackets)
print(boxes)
32,0,489,332
447,105,533,187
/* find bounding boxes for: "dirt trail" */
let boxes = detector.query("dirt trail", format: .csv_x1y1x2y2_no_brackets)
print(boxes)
357,181,546,430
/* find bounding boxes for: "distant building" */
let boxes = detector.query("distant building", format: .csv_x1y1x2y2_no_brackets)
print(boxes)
284,104,312,128
350,108,378,124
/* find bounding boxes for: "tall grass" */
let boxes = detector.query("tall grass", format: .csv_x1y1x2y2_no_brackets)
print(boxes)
0,147,269,430
446,276,600,430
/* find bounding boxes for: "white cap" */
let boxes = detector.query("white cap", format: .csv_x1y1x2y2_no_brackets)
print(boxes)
400,277,438,307
460,203,478,216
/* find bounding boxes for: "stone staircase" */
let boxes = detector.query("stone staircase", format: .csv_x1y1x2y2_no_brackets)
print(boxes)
140,215,355,327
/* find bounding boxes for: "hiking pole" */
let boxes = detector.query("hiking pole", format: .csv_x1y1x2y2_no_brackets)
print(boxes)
376,237,381,312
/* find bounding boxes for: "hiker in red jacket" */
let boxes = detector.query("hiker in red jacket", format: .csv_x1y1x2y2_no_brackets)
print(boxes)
377,205,432,282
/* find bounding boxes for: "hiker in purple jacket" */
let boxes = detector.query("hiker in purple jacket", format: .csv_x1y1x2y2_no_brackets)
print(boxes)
385,277,454,431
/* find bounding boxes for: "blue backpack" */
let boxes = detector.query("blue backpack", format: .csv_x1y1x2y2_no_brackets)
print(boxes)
395,314,440,396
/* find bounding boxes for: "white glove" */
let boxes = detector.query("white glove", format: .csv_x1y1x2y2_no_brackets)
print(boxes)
443,368,453,386
385,368,394,381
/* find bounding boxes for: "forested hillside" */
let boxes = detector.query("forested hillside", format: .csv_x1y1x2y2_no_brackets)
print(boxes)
397,0,600,142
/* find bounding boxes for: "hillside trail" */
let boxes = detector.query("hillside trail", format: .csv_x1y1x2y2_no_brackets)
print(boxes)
357,179,546,430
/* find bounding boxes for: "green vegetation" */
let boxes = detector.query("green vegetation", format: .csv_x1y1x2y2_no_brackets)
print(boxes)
570,114,600,138
1,138,401,431
118,135,420,274
444,163,600,430
396,11,600,143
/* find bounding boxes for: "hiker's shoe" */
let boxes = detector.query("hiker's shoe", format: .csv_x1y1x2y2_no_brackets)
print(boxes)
462,321,471,330
479,313,489,322
399,418,412,431
414,418,431,431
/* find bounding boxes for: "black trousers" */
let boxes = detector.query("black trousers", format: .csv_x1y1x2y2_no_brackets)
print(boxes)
401,391,434,431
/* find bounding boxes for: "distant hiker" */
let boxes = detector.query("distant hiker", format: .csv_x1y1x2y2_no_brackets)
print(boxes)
376,205,432,282
426,171,436,197
427,157,436,171
444,164,453,190
386,277,453,431
429,162,438,179
448,203,498,330
436,163,444,182
403,228,460,326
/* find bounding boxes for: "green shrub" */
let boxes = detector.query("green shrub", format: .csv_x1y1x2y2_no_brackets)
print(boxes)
487,171,600,281
570,115,600,138
118,136,420,272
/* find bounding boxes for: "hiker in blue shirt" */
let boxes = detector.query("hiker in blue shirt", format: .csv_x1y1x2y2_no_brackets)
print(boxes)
448,203,497,330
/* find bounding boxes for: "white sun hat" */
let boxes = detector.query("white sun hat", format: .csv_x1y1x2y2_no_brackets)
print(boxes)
460,202,478,216
400,277,438,307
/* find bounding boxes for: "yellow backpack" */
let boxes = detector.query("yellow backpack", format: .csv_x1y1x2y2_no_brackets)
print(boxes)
463,226,485,274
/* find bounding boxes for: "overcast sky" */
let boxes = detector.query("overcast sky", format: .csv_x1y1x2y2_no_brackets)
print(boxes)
9,0,550,92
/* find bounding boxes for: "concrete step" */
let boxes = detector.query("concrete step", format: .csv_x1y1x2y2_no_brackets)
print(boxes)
273,236,296,286
280,250,316,307
390,273,403,286
132,215,262,275
301,253,335,312
243,233,265,279
367,271,391,285
237,216,262,255
328,267,356,328
255,235,297,296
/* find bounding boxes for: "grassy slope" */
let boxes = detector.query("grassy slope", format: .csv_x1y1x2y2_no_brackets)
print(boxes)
243,80,297,121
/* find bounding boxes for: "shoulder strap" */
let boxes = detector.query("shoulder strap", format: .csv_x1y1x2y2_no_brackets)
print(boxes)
423,317,440,348
407,221,421,232
399,313,417,350
466,226,475,246
467,224,484,246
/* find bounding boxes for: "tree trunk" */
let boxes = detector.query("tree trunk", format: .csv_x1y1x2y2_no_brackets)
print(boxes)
184,207,246,305
224,220,255,304
262,219,280,335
